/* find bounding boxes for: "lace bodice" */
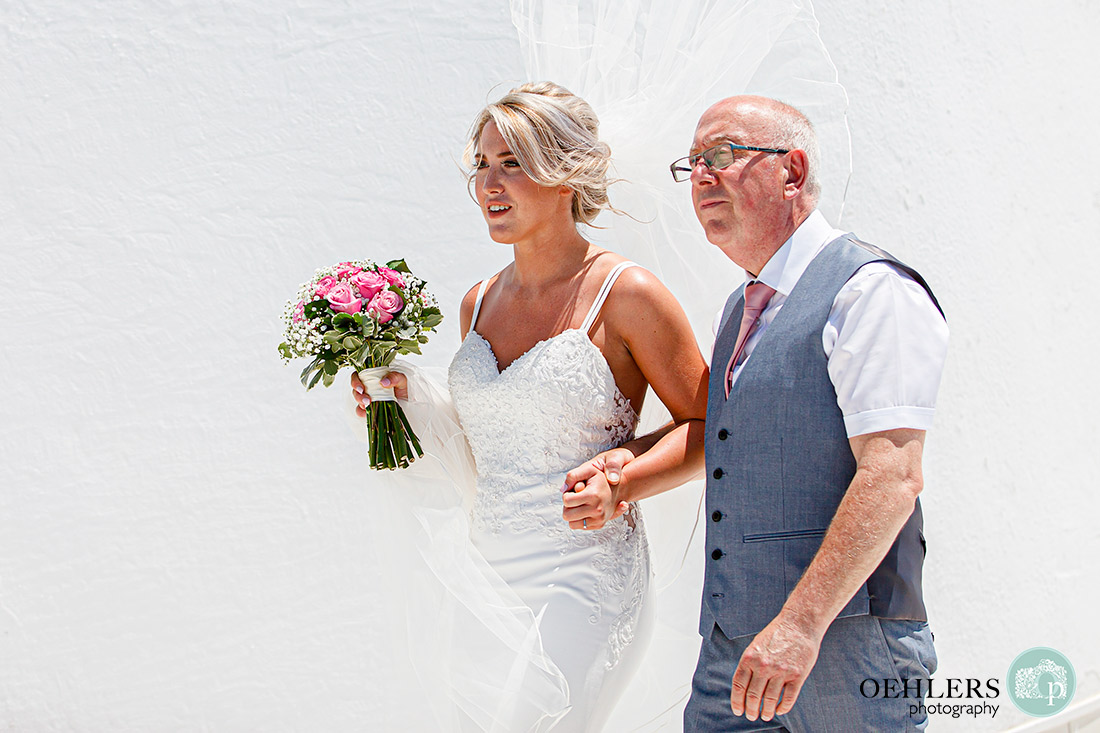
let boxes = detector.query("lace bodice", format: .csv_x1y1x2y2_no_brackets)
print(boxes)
448,261,640,483
449,327,637,481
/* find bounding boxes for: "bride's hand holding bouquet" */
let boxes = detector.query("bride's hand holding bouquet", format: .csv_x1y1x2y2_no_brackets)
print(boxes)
279,258,442,470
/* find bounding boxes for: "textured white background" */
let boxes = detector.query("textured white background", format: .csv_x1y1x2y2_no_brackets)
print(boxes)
2,1,1098,731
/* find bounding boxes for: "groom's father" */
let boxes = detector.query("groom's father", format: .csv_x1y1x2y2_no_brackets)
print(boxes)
680,96,948,731
567,94,949,731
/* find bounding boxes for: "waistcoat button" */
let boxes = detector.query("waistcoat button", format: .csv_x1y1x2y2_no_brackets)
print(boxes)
711,549,724,560
718,429,728,440
713,468,724,479
712,511,723,522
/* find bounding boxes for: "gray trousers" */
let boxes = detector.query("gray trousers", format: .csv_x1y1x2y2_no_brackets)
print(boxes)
684,616,937,732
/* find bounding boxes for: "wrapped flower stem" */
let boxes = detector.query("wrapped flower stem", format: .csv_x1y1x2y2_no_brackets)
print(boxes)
359,366,424,470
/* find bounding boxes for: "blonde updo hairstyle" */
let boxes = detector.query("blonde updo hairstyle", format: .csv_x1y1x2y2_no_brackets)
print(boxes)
463,82,615,226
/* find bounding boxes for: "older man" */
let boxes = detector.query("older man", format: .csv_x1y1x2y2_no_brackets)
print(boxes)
564,95,948,731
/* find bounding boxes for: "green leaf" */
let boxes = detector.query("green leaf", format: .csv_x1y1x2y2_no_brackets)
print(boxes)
299,355,324,387
322,370,335,387
323,331,348,352
278,343,292,359
323,360,340,375
304,300,330,319
333,313,356,329
422,313,443,329
398,339,422,355
386,258,411,273
417,334,429,343
343,335,363,351
307,370,324,390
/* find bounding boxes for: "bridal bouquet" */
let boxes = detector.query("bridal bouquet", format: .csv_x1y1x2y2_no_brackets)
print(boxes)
279,259,443,470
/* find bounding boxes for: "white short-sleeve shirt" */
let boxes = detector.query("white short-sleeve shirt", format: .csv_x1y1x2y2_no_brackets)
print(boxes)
713,210,949,438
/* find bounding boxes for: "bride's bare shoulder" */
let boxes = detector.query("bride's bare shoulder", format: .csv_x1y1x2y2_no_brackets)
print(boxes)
586,249,667,301
597,258,687,330
459,269,506,337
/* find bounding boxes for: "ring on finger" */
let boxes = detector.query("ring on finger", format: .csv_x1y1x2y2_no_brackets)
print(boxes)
582,518,587,529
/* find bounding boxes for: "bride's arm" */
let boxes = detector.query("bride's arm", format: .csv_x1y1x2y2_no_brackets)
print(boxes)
562,267,708,530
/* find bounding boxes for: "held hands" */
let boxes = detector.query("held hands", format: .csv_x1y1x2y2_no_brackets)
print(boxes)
560,448,635,530
350,370,408,417
729,614,824,722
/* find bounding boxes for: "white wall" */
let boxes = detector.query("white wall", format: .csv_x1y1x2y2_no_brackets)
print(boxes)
1,1,1096,731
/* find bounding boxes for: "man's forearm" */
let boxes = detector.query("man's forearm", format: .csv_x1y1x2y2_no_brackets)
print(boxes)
615,420,675,458
778,430,925,636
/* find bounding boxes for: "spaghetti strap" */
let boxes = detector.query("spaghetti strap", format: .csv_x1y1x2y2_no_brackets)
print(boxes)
580,261,637,334
469,279,490,332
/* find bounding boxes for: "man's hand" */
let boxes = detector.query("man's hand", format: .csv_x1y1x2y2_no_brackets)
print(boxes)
350,370,408,417
730,614,823,721
561,448,635,530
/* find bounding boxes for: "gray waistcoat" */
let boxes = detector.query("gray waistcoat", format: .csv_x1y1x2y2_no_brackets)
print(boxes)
702,234,944,640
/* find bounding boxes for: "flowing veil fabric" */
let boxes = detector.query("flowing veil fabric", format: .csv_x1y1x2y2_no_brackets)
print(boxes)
355,2,849,730
512,0,850,342
349,364,570,732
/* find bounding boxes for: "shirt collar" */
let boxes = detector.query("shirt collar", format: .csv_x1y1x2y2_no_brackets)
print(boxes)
747,210,847,296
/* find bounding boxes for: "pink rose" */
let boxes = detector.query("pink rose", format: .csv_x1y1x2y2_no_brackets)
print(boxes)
367,289,404,324
350,270,387,301
377,266,406,288
325,282,362,314
293,300,305,322
314,276,338,298
335,262,363,280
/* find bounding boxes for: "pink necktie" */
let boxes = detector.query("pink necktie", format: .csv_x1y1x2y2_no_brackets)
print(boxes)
724,281,777,397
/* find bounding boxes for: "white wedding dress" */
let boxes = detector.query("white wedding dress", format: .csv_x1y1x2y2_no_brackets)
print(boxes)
447,261,654,731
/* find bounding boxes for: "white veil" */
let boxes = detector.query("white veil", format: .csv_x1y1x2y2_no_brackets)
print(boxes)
513,0,850,344
349,365,571,732
356,1,850,730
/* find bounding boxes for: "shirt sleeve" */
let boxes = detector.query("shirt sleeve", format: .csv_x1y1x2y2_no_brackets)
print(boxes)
824,262,949,438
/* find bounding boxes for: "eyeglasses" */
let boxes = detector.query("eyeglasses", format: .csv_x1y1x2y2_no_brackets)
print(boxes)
669,142,790,182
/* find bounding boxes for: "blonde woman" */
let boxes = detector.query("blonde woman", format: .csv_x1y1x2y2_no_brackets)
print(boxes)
353,82,707,731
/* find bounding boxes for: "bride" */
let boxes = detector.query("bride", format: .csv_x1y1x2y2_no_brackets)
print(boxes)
351,81,708,731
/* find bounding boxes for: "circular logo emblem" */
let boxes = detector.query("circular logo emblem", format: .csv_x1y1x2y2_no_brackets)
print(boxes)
1007,647,1076,717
